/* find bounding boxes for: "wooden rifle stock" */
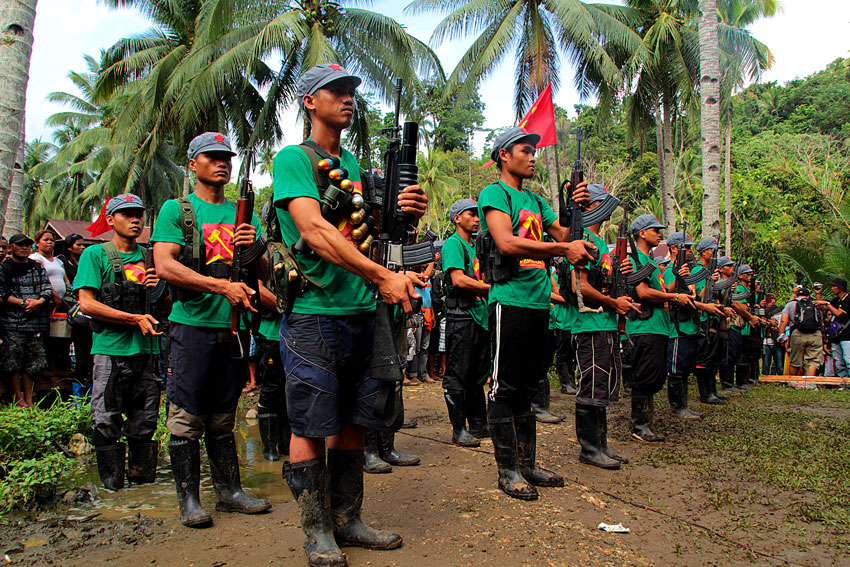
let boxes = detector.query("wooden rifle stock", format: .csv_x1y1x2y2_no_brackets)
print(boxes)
230,152,258,359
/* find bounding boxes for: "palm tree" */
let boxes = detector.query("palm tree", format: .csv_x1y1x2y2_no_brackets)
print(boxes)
699,0,722,238
407,0,646,210
418,148,461,238
0,0,37,235
21,138,55,233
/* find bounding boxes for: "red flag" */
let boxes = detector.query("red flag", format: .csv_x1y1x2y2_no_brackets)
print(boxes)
481,83,558,168
87,196,111,237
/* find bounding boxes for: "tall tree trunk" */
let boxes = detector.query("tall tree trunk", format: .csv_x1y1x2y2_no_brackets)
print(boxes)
544,146,559,216
655,103,667,222
6,128,23,233
699,0,722,238
661,94,677,230
724,122,732,254
0,0,37,236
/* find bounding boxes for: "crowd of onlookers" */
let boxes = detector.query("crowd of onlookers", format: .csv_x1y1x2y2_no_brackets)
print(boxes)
0,231,93,406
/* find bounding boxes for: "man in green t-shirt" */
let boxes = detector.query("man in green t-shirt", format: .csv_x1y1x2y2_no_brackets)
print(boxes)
730,265,765,390
152,132,270,528
75,194,162,491
568,185,634,469
716,257,743,391
626,215,693,442
274,64,427,567
478,126,596,501
662,232,727,421
441,198,491,448
692,238,734,405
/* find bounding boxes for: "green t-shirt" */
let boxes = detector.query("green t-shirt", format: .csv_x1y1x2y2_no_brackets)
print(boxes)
258,315,281,342
442,231,488,330
272,144,374,315
547,266,566,331
73,243,160,356
626,249,673,337
151,192,262,329
662,262,705,337
572,231,617,334
478,181,557,310
734,282,752,336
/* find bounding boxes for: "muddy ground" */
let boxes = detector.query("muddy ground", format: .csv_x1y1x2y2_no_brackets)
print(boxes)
1,382,848,567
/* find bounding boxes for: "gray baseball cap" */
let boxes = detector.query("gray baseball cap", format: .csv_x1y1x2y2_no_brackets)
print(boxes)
630,214,666,236
8,233,33,246
667,232,694,248
490,126,541,163
737,264,753,275
696,237,719,253
582,184,620,227
717,256,734,268
449,198,478,223
188,132,236,160
297,63,362,109
654,255,670,265
106,193,145,215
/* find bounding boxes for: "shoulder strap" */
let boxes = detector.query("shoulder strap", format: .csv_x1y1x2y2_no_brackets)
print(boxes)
101,242,125,281
299,142,331,192
176,196,201,271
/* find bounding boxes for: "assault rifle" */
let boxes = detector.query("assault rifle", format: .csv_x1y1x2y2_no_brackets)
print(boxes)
611,211,639,335
560,127,600,314
371,79,435,282
230,151,260,359
368,79,434,426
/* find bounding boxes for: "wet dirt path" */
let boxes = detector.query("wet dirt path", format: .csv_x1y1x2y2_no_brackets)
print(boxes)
1,383,845,566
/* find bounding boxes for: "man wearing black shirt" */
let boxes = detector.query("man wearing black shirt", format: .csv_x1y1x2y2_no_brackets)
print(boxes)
816,277,850,378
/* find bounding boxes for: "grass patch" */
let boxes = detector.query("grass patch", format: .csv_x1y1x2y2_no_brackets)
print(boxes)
0,396,91,513
657,385,850,528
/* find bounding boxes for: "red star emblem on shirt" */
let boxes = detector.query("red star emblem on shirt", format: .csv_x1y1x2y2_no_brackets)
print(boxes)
329,64,342,71
215,134,225,143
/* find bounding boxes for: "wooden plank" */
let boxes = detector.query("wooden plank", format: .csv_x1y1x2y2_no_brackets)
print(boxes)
759,375,849,386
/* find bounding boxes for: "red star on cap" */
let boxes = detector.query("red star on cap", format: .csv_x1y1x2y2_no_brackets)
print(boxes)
124,195,133,202
215,134,225,143
329,64,342,71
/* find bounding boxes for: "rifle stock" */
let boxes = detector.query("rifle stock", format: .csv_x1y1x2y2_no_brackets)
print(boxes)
230,151,259,359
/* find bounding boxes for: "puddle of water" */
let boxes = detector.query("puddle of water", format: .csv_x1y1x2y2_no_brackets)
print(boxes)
61,409,292,522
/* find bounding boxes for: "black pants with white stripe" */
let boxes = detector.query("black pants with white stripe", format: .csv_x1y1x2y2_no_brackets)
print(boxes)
573,331,621,407
487,303,549,413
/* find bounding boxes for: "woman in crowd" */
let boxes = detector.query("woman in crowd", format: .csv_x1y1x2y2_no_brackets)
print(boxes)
29,230,72,376
60,234,93,394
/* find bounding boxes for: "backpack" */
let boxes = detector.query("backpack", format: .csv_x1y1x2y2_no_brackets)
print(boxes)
794,297,821,333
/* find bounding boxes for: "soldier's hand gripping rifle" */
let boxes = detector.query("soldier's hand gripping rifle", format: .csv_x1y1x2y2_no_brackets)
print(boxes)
230,151,261,359
560,127,601,314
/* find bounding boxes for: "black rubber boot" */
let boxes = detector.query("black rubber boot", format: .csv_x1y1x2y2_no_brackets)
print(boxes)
465,388,489,438
327,450,403,550
599,407,628,464
95,442,126,491
532,377,565,423
576,405,620,469
258,413,280,461
736,364,753,391
631,395,665,442
488,405,538,501
205,432,271,514
667,376,702,420
378,431,420,467
284,458,347,567
127,439,158,484
695,368,724,405
719,364,741,393
444,392,480,447
560,372,577,395
515,412,564,486
711,370,729,400
169,437,212,528
363,430,391,474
